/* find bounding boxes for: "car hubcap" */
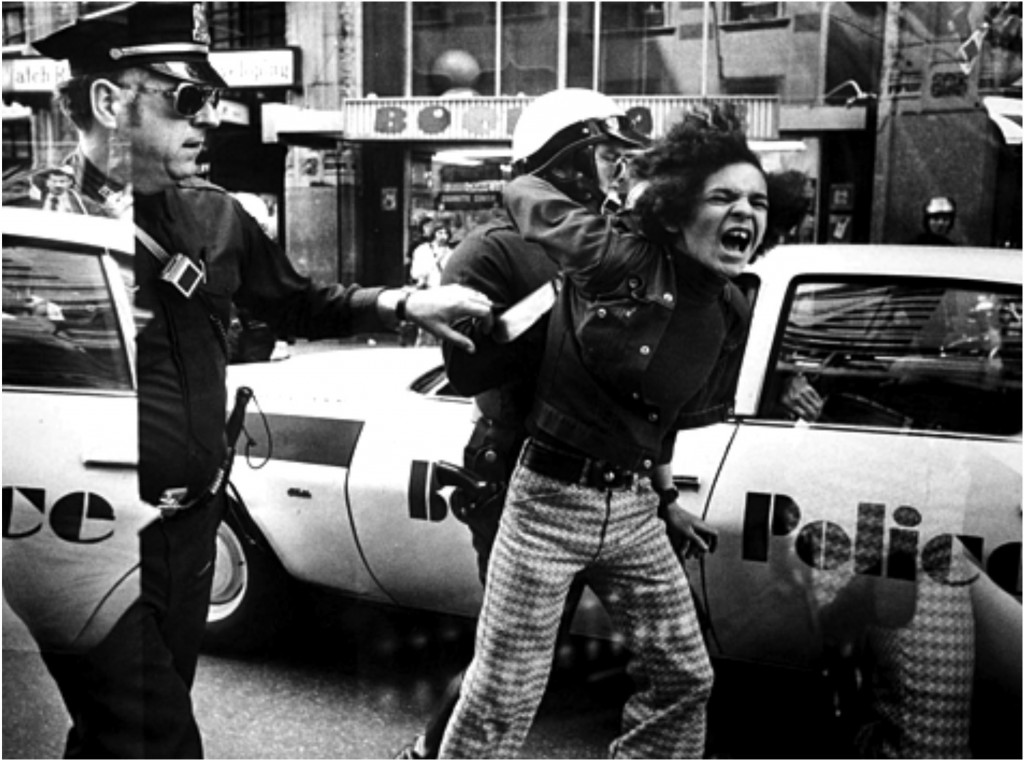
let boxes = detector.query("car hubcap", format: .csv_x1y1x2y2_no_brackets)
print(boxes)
209,523,248,623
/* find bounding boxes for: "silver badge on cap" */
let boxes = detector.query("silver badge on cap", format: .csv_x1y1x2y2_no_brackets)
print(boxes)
192,3,211,44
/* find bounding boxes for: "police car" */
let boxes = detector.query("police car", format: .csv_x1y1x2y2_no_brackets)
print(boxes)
2,208,148,651
3,207,1020,751
219,246,1021,641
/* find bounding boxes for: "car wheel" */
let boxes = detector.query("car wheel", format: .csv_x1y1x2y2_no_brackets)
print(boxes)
204,501,293,653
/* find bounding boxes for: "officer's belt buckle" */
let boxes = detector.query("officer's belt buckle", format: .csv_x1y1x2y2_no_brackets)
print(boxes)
160,254,206,299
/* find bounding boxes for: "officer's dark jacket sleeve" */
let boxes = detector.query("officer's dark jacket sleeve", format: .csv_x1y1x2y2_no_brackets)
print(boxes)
440,221,558,396
180,179,386,338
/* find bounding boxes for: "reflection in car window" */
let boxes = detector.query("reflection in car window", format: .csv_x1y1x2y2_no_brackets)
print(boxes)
763,279,1022,435
2,241,132,390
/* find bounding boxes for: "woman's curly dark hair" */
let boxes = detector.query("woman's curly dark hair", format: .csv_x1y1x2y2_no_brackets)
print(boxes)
630,103,765,244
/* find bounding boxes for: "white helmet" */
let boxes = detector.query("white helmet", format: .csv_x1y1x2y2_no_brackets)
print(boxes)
511,88,646,176
923,196,956,217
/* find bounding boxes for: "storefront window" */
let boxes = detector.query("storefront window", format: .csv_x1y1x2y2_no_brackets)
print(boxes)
599,2,679,95
3,2,25,45
207,2,286,49
500,2,558,95
408,147,511,251
363,2,406,97
413,2,496,96
2,119,32,175
365,1,702,97
756,138,821,244
725,2,783,24
566,2,596,89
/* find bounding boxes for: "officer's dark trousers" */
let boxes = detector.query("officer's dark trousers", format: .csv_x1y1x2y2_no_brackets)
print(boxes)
42,493,226,759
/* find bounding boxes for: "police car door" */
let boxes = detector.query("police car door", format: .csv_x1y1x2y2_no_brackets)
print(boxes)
696,263,1022,676
2,208,156,652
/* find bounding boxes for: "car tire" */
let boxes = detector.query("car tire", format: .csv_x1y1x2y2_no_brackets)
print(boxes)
204,500,293,654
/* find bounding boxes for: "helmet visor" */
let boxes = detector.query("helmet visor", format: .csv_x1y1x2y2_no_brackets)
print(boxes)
515,115,649,176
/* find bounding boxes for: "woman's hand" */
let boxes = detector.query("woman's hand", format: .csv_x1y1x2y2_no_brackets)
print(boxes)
662,501,718,559
780,373,825,421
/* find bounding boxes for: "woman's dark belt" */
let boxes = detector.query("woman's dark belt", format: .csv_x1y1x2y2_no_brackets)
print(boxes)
520,438,635,489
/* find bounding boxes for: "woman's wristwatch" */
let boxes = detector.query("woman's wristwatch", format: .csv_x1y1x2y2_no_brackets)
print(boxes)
656,486,680,511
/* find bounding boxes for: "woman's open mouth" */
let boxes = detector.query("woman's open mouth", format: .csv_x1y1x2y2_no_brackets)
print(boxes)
720,228,753,255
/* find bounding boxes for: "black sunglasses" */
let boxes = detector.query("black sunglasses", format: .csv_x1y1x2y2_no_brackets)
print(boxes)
131,82,222,118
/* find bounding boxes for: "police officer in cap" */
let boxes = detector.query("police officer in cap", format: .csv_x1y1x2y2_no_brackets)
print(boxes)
19,4,491,757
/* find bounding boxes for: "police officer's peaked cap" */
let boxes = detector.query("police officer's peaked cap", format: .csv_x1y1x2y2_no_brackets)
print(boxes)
32,2,227,88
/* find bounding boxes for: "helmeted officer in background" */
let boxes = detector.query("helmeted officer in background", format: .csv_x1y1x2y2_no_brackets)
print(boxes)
395,88,647,760
12,4,491,757
913,195,958,245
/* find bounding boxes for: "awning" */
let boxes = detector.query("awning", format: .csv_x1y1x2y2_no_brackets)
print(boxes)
1,102,32,121
984,96,1022,146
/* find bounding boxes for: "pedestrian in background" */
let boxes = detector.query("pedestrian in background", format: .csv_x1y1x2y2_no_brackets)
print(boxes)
4,4,491,758
396,88,646,760
410,221,455,344
410,221,454,291
913,195,958,245
438,101,766,759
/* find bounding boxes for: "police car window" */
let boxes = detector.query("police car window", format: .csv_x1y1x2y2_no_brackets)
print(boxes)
2,241,132,391
762,279,1022,436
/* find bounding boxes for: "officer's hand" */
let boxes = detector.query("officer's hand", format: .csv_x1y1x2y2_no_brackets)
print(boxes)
780,373,825,421
663,502,718,559
406,285,493,353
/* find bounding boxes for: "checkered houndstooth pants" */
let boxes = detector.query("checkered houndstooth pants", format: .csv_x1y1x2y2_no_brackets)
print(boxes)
438,464,714,759
812,542,977,758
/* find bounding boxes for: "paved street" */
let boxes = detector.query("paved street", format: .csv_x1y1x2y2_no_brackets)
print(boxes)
4,585,861,759
4,590,627,759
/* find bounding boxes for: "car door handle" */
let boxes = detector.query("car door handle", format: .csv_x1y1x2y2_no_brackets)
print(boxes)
672,475,701,491
81,457,137,470
82,443,137,470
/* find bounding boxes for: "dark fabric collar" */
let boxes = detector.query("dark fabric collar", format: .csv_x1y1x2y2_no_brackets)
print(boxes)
673,249,729,304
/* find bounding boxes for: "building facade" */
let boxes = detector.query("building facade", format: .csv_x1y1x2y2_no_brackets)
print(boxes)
3,2,1020,289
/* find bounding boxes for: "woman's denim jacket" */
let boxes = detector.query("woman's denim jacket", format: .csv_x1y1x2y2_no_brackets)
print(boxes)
504,174,749,474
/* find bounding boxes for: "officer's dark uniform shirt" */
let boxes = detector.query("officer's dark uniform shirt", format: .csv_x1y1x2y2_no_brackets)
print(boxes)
441,219,559,416
505,174,749,473
133,179,387,504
